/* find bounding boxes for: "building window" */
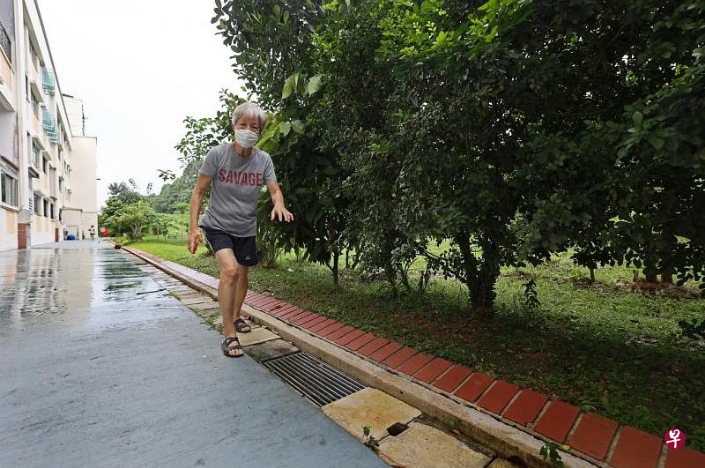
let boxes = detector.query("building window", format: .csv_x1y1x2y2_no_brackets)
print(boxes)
42,156,48,173
50,203,55,219
32,144,40,167
0,17,11,61
43,199,49,218
30,90,40,116
33,194,41,215
0,172,19,207
29,40,40,69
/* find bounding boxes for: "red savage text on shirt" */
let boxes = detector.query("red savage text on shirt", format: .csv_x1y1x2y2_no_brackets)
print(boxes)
218,169,264,186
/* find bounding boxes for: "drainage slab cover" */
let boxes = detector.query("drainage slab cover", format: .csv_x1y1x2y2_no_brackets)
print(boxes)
263,352,365,406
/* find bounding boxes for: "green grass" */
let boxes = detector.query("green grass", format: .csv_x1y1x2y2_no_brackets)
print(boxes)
125,236,705,451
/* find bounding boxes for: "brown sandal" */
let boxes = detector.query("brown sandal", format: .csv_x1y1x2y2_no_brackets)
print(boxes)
234,318,251,333
221,336,244,358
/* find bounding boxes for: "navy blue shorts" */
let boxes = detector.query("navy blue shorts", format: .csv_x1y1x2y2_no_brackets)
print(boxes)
201,227,259,267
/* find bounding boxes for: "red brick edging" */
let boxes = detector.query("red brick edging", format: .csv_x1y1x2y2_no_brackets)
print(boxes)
244,289,704,468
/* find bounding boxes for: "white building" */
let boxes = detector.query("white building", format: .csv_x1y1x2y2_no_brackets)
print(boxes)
0,0,97,250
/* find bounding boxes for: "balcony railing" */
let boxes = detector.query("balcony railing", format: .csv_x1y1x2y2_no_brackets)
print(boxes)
41,107,59,145
42,67,55,95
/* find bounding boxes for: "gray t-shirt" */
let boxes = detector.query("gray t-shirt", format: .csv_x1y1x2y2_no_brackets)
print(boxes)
198,143,276,237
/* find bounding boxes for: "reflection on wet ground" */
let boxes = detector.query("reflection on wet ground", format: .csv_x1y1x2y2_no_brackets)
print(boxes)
0,242,388,468
0,241,172,330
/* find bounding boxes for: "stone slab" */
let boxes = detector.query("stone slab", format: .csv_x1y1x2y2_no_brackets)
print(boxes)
188,301,220,312
322,388,421,442
170,289,202,299
378,422,491,468
487,458,523,468
245,340,300,363
180,296,213,306
238,326,280,346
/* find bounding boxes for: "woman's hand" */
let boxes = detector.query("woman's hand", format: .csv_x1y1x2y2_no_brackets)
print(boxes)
271,204,294,222
188,229,202,254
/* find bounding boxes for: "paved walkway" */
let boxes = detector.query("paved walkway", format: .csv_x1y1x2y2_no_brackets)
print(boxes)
0,242,386,468
125,246,705,468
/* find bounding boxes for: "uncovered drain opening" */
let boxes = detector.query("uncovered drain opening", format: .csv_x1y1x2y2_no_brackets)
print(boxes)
387,422,409,436
263,352,365,407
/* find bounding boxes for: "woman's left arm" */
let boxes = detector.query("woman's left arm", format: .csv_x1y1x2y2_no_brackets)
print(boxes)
266,180,294,222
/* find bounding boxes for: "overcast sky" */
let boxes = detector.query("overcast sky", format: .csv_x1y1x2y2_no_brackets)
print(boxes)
36,0,243,208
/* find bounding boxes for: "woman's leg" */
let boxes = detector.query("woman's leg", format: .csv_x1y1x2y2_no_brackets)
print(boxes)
215,248,244,356
232,266,251,332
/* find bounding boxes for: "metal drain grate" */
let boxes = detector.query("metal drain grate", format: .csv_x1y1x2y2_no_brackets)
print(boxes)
263,352,365,407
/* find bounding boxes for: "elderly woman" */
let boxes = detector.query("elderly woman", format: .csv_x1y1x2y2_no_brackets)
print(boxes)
188,102,294,358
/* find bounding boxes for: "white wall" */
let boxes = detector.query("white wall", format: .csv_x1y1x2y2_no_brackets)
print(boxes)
0,110,17,159
64,96,84,136
0,207,17,250
62,207,81,238
67,136,97,232
31,213,54,244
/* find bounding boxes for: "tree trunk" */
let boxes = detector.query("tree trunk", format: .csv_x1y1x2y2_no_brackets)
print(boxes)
399,266,411,293
661,267,673,284
351,250,360,270
332,249,340,287
644,257,658,283
385,263,398,298
470,253,500,313
418,268,431,293
589,268,595,282
456,232,500,314
644,269,658,283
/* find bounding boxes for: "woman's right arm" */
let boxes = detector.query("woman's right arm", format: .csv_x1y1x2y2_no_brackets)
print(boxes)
188,174,212,253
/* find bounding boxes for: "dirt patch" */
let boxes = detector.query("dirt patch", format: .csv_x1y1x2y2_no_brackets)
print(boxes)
571,277,602,289
504,270,532,280
614,279,701,299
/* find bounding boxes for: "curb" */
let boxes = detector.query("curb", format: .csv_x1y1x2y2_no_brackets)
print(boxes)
119,245,702,468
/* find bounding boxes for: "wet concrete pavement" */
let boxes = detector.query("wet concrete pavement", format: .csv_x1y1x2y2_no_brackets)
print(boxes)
0,241,386,467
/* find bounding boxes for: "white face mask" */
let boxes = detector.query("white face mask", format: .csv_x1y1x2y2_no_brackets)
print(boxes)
235,129,259,148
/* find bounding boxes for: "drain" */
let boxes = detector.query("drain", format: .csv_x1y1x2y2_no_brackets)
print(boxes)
263,352,365,407
387,422,409,436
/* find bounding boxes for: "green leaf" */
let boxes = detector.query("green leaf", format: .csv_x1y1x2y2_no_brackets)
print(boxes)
279,121,291,136
632,111,643,127
648,134,665,150
291,120,305,134
436,31,447,45
306,74,324,96
282,75,295,99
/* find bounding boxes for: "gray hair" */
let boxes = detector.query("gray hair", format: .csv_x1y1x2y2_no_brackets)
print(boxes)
232,102,267,131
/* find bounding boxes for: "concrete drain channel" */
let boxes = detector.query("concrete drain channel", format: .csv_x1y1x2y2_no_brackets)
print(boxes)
262,351,366,407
